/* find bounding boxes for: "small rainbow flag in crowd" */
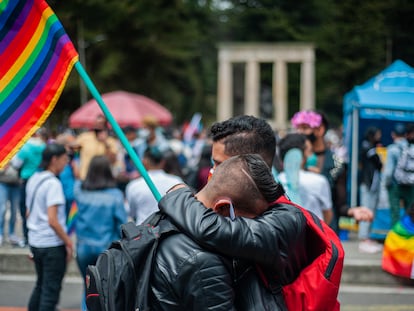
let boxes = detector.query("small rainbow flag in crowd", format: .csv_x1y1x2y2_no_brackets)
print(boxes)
67,200,78,236
382,214,414,280
0,0,79,168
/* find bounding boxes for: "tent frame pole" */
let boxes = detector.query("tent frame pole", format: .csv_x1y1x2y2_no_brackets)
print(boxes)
350,108,359,207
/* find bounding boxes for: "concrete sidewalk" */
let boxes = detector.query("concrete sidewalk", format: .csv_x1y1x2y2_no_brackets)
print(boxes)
341,238,400,286
0,236,80,277
0,210,406,287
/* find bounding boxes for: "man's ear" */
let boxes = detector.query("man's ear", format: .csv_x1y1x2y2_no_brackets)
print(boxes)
212,198,232,216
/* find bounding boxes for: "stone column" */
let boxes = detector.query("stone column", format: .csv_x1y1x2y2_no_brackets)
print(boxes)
245,60,260,116
217,57,233,121
216,43,315,124
300,60,315,111
273,61,287,130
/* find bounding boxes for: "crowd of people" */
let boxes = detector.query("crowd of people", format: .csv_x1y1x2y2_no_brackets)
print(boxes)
0,111,413,310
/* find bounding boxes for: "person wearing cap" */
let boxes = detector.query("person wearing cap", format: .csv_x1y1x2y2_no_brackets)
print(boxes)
277,133,333,224
290,111,345,224
26,143,73,311
384,123,414,227
290,110,374,233
290,110,324,172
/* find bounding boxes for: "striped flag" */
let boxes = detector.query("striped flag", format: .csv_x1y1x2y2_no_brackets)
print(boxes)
382,215,414,280
0,0,78,167
66,200,78,236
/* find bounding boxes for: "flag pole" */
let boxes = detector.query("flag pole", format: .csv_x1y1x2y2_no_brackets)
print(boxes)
74,61,162,202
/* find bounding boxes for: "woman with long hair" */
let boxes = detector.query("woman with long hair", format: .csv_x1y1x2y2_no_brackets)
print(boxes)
74,155,127,311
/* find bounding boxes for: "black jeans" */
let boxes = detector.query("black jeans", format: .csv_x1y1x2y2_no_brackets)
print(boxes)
28,245,67,311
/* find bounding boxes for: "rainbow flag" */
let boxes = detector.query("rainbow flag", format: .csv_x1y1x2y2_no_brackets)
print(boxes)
382,215,414,279
67,200,78,236
0,0,79,167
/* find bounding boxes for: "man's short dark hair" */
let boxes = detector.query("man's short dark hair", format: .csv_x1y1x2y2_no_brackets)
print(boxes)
209,115,276,167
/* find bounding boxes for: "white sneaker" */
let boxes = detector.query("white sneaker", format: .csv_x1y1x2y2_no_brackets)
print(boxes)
358,240,383,254
8,235,26,248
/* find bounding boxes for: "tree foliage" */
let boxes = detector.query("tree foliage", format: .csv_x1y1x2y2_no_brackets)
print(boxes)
48,0,414,129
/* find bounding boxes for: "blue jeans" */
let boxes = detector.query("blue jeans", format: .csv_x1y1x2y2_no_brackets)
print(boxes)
77,241,107,311
358,183,380,239
28,245,67,311
0,182,21,237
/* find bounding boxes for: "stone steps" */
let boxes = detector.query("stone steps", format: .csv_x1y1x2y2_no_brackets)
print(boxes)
0,238,405,287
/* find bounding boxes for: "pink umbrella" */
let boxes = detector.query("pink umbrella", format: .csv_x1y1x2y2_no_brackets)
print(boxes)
68,91,173,129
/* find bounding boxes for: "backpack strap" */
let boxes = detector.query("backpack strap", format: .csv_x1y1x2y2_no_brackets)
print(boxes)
121,212,178,240
145,211,178,235
27,175,53,215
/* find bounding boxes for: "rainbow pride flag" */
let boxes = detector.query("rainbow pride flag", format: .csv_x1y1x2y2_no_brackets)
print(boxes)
382,215,414,279
67,200,78,236
0,0,78,168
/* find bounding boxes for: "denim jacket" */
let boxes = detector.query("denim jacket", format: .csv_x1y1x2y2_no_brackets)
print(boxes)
74,181,127,248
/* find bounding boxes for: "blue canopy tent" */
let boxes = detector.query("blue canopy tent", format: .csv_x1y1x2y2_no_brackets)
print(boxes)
343,59,414,207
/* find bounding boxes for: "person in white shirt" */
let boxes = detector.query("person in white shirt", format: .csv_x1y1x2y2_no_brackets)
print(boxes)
277,133,333,224
26,143,73,311
126,146,183,224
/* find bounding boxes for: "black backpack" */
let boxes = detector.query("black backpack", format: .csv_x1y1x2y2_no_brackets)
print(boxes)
85,212,178,311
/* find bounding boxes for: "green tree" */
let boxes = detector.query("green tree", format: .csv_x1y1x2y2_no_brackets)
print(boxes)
49,0,218,127
316,0,391,125
46,0,414,130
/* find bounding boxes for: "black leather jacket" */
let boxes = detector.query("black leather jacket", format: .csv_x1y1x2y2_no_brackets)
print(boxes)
151,230,236,310
153,187,308,310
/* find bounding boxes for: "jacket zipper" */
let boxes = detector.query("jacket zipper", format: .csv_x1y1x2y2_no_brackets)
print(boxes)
325,241,338,280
